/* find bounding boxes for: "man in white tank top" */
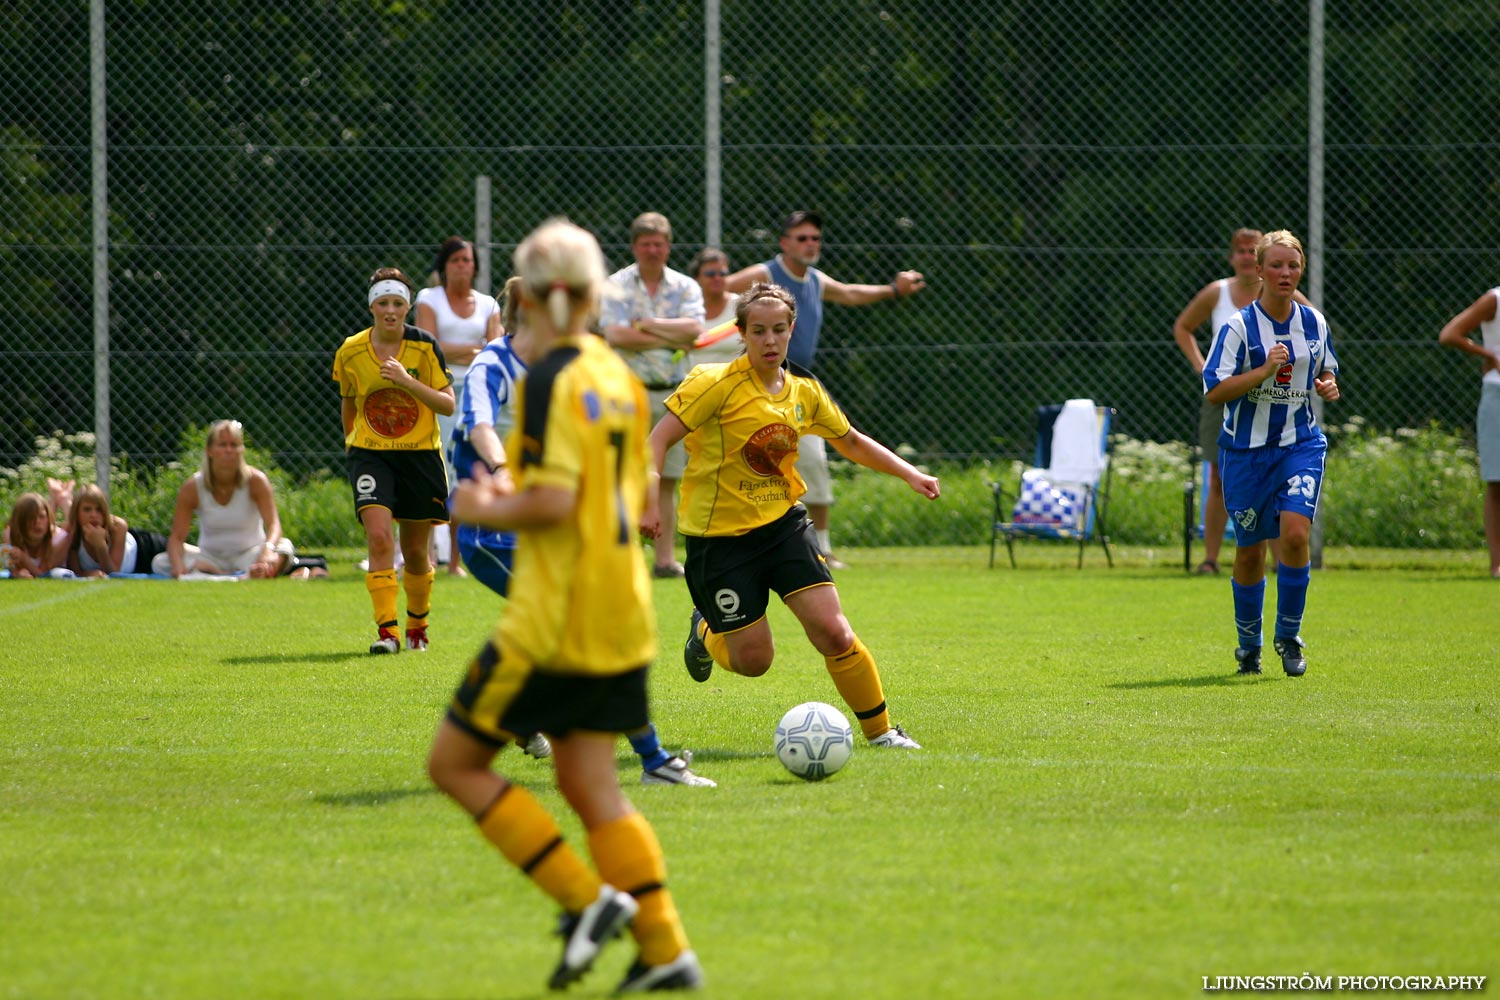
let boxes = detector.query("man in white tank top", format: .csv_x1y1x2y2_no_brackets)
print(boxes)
1438,287,1500,577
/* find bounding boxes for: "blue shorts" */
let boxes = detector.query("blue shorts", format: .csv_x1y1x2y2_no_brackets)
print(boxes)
1219,436,1327,545
457,523,516,598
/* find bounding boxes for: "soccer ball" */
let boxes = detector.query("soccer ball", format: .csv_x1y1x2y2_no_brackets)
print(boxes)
774,702,853,781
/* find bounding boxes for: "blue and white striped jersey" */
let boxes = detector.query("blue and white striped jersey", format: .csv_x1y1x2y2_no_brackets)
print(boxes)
450,337,528,476
1203,301,1338,451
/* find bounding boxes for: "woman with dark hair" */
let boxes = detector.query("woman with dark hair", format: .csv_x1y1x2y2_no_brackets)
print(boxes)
417,236,501,576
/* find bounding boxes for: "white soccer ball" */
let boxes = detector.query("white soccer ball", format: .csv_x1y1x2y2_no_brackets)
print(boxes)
774,701,853,781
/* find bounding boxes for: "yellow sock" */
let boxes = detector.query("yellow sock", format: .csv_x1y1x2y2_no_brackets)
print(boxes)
700,620,736,674
588,812,689,966
825,635,891,739
365,569,399,630
477,785,599,912
404,567,435,630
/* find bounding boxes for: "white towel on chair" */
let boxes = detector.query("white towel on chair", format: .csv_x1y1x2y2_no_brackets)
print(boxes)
1048,398,1104,484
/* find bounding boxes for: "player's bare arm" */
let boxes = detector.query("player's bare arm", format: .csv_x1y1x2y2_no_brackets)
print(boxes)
452,473,574,531
829,429,940,499
640,413,690,538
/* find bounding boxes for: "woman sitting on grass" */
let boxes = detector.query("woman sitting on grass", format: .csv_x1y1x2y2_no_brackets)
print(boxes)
61,484,169,578
152,419,300,579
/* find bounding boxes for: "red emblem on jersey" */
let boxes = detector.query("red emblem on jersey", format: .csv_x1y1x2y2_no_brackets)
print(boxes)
365,387,420,439
743,423,797,476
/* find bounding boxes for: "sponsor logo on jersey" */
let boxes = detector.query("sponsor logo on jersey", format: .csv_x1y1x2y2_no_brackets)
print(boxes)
743,423,797,477
365,387,421,438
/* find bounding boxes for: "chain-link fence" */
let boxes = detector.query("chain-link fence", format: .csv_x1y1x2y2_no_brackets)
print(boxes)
4,1,1498,546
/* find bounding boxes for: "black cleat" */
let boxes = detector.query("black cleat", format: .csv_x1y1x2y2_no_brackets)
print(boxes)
548,884,637,991
1234,647,1262,675
616,949,704,992
683,609,713,683
1273,636,1308,677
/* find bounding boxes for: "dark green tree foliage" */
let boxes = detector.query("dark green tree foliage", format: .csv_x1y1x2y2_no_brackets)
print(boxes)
3,1,1500,472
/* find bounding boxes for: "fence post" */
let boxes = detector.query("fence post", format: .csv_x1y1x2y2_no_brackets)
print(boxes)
474,175,492,295
703,0,722,248
1307,0,1326,568
91,0,111,497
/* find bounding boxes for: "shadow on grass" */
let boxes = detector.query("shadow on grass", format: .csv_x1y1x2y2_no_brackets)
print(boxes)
673,748,774,763
1107,674,1264,689
315,787,439,808
220,651,374,666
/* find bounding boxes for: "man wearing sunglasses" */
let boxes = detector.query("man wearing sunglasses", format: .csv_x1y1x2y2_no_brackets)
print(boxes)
725,210,926,569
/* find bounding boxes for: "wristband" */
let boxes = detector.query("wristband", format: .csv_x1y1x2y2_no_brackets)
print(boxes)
890,283,902,300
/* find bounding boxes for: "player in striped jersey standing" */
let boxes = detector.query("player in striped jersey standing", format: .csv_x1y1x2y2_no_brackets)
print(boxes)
1203,230,1341,677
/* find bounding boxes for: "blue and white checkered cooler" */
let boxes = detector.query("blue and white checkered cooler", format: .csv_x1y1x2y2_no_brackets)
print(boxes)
1011,469,1078,528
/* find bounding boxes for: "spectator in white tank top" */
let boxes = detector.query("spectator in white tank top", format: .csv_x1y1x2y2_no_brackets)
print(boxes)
1438,287,1500,578
153,419,298,578
417,236,501,577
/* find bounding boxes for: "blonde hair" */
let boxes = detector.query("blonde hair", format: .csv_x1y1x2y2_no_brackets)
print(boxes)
64,483,114,566
6,492,57,564
513,218,607,333
1256,229,1305,267
500,274,525,334
201,419,249,492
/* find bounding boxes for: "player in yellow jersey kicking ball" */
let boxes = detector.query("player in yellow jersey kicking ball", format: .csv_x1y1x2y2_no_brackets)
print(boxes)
429,219,702,993
642,282,940,749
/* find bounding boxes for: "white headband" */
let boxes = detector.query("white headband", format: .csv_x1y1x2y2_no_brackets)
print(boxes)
368,279,411,306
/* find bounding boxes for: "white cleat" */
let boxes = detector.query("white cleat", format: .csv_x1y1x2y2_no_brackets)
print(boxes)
868,725,921,749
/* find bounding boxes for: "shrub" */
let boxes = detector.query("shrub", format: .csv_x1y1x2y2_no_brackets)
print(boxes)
2,420,1487,552
0,428,363,548
1321,417,1484,549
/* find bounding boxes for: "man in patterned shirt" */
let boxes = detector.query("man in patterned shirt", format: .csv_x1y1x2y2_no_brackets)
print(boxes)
600,212,705,578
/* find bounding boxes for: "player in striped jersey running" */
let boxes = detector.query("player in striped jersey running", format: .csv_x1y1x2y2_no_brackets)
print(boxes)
1203,230,1340,677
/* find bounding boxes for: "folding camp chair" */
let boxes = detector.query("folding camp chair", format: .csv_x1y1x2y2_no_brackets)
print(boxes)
989,400,1115,568
1182,455,1233,573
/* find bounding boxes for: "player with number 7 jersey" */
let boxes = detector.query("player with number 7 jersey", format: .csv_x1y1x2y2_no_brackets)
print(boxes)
1202,230,1340,679
489,333,656,671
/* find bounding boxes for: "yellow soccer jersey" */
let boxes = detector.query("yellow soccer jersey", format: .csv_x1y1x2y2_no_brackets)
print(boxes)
667,355,851,537
332,325,453,451
497,334,657,675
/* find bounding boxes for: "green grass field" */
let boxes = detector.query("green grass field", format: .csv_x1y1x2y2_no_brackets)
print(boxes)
2,547,1496,998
